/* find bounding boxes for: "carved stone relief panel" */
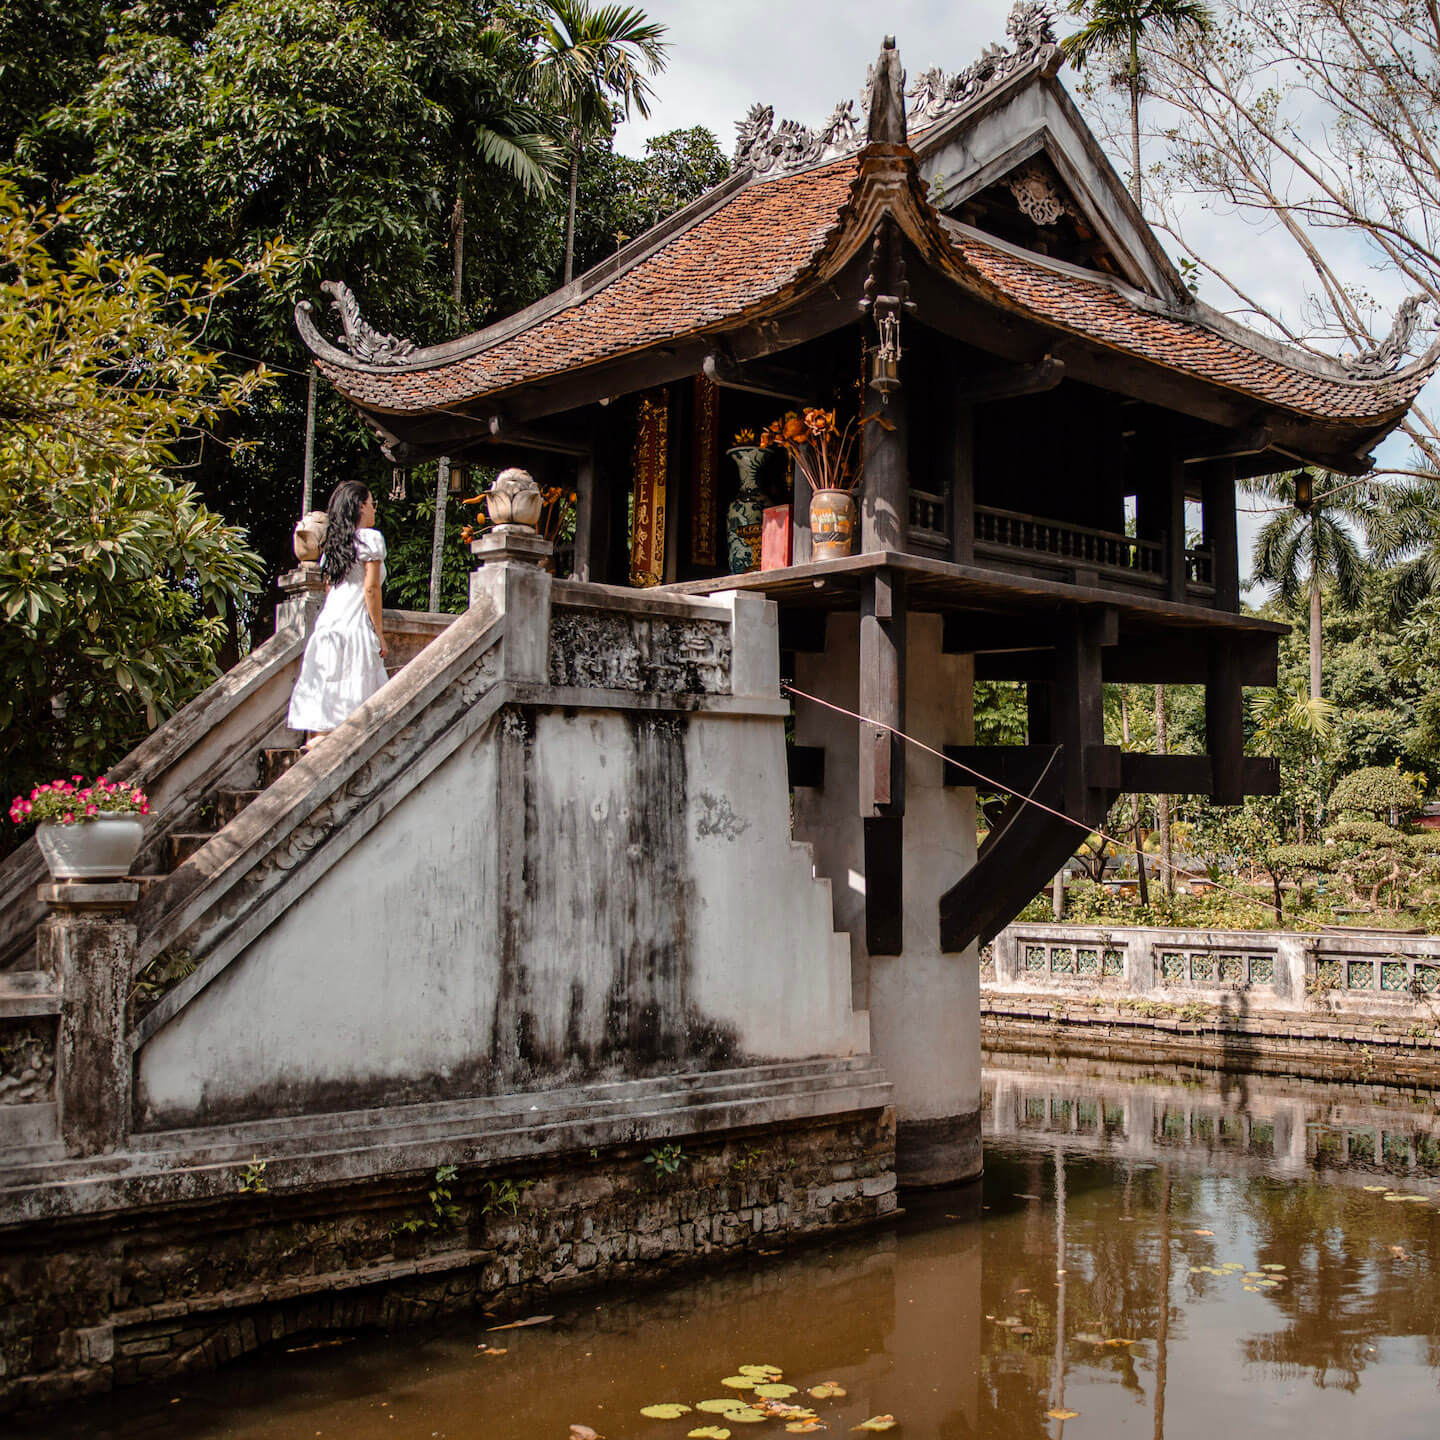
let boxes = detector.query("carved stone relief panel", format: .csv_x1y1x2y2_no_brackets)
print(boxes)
548,609,733,695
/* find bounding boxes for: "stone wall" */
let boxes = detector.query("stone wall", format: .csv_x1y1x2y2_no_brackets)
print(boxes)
0,1107,895,1414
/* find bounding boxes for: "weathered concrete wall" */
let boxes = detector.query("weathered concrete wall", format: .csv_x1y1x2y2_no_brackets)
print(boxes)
133,593,855,1130
0,1106,895,1414
792,613,980,1185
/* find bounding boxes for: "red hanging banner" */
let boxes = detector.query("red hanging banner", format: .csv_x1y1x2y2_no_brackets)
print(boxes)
629,389,669,587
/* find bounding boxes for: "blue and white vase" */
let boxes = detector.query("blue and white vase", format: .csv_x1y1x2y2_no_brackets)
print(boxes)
726,446,767,574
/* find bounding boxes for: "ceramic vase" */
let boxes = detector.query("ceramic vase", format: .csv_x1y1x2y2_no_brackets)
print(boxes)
726,447,767,574
36,812,145,880
810,488,857,560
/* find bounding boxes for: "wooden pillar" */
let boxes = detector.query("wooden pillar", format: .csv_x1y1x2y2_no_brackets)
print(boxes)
862,381,908,554
1207,637,1245,806
1166,454,1187,603
572,450,600,582
860,568,906,956
1201,458,1239,611
1052,608,1108,816
950,393,975,566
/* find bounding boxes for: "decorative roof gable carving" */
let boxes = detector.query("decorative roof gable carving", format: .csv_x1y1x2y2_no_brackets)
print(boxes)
318,280,417,366
733,1,1056,178
1343,294,1434,379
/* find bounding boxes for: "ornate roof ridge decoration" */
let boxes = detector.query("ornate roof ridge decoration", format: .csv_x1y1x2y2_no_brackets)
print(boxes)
907,1,1057,128
1342,294,1434,379
314,279,418,366
1003,159,1074,227
733,1,1056,179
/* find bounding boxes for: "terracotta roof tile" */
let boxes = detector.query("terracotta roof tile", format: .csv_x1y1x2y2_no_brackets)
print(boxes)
320,158,858,413
319,155,1423,429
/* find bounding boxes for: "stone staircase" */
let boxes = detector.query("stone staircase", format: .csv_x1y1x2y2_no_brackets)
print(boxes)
162,746,303,873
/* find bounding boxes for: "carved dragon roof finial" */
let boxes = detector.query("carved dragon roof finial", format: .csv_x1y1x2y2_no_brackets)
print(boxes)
1342,294,1433,379
866,36,907,146
316,280,418,366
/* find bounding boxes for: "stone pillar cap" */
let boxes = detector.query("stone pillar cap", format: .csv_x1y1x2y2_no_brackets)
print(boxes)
471,530,554,566
37,880,141,913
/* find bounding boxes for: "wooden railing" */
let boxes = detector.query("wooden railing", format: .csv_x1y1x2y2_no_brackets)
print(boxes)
975,506,1165,582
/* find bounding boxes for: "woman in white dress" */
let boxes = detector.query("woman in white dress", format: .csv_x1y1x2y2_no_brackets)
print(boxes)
287,480,389,743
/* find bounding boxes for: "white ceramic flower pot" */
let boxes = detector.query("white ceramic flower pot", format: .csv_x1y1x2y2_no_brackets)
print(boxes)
36,812,145,880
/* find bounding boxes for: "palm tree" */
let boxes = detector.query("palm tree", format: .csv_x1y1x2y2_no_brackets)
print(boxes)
534,2,668,284
1246,469,1378,699
1368,468,1440,624
1061,0,1215,208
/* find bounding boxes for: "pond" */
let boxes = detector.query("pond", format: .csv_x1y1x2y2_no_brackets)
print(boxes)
23,1052,1440,1440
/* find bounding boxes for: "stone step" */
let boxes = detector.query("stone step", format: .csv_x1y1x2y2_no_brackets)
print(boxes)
260,748,303,788
214,789,262,827
167,832,215,869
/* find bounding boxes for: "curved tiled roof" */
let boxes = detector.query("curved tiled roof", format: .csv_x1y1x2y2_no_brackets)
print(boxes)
313,150,1431,431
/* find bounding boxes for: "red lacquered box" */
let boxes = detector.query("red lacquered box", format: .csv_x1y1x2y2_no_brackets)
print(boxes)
761,505,792,570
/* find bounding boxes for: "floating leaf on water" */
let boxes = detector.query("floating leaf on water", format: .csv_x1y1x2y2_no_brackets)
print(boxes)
1015,1288,1031,1295
1011,1326,1035,1337
756,1385,799,1399
1363,1185,1390,1193
697,1400,746,1415
1262,1264,1286,1271
726,1409,768,1425
739,1366,784,1380
1259,1279,1281,1287
786,1425,826,1435
1046,1410,1080,1421
995,1316,1022,1328
1073,1332,1106,1345
1242,1285,1259,1292
486,1315,555,1331
721,1378,759,1391
1243,1272,1266,1279
477,1345,508,1356
1015,1193,1042,1200
641,1404,693,1420
1104,1338,1137,1347
569,1427,600,1440
1193,1229,1214,1236
809,1383,847,1399
688,1429,731,1440
1221,1262,1246,1272
853,1418,897,1433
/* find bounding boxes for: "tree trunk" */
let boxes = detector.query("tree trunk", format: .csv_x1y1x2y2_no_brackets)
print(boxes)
1122,690,1150,907
562,133,581,284
1309,581,1323,699
429,457,450,613
1155,685,1172,894
1128,35,1143,208
451,167,465,320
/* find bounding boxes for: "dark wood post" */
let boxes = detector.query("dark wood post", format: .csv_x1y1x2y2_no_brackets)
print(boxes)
860,569,906,955
1166,455,1187,603
950,391,976,566
862,383,908,554
1053,609,1108,816
1207,635,1246,806
1201,458,1239,611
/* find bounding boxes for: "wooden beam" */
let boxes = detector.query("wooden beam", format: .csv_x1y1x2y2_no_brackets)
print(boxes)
859,570,906,816
1102,631,1276,687
703,350,815,404
864,816,905,956
955,353,1064,404
942,744,1060,791
1207,635,1246,805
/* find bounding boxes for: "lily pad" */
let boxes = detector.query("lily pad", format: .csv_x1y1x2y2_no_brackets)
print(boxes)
721,1378,758,1391
786,1426,825,1436
1073,1332,1106,1345
1193,1228,1215,1236
1262,1263,1286,1271
854,1419,897,1433
756,1384,799,1399
809,1383,847,1399
697,1400,747,1415
1046,1410,1079,1421
738,1365,784,1380
1363,1185,1390,1192
689,1430,731,1440
642,1404,694,1420
726,1409,768,1425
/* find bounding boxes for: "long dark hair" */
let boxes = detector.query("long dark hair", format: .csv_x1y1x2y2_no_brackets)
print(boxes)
318,481,370,583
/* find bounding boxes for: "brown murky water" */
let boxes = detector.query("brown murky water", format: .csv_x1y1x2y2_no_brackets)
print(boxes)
24,1053,1440,1440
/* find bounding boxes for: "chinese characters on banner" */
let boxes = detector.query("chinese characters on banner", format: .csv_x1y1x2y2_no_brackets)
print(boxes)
689,374,719,566
629,389,669,586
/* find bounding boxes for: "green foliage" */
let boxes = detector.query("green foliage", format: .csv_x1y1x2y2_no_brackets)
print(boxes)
394,1163,463,1234
0,180,281,818
643,1142,685,1178
237,1157,269,1194
478,1177,532,1217
1328,766,1420,820
129,947,197,1006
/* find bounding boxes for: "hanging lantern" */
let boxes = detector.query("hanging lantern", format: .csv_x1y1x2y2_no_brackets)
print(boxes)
1293,470,1313,513
868,299,903,399
389,466,407,501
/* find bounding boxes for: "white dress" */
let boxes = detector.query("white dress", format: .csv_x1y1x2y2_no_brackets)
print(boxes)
287,528,389,732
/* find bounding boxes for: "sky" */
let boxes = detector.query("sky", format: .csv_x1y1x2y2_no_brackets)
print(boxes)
611,0,1431,590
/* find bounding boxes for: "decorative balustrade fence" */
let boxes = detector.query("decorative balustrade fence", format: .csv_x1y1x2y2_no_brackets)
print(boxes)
990,922,1440,1020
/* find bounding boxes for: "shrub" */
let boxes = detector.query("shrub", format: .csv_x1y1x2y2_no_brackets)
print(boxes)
1328,767,1420,820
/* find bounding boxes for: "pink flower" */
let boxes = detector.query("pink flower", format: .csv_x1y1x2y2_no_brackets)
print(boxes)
71,774,83,784
140,803,150,815
85,804,98,817
60,813,74,825
21,801,31,815
130,790,143,804
30,787,39,800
